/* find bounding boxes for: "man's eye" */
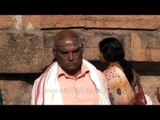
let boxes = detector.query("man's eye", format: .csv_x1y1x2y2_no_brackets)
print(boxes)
61,51,68,54
73,49,80,53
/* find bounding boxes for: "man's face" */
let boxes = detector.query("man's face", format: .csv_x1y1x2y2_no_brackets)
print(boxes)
55,38,83,75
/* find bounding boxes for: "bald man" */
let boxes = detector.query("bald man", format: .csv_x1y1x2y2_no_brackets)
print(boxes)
31,30,111,105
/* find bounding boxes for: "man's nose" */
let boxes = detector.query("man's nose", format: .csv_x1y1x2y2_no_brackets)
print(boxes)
68,52,74,61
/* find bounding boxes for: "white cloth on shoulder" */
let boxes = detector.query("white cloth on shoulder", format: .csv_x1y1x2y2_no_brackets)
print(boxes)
145,94,152,105
31,59,111,105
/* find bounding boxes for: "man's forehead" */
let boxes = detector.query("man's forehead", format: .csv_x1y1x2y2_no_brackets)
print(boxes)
55,38,83,47
56,43,81,51
65,40,71,44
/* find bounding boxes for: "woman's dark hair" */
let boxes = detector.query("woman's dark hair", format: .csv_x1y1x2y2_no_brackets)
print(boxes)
99,37,134,84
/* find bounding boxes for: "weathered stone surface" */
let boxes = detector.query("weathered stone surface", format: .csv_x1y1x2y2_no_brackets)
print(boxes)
0,31,46,73
41,15,86,28
130,31,160,62
42,31,58,67
85,15,160,30
83,48,100,60
22,15,41,30
2,15,160,30
40,15,160,30
140,76,160,105
0,80,32,105
0,16,14,30
43,31,56,48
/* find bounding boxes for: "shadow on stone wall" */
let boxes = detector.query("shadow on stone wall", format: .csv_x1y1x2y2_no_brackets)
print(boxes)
90,60,160,76
0,73,40,84
0,60,160,83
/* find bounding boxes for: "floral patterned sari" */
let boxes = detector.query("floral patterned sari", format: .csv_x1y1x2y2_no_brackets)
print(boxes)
103,65,146,105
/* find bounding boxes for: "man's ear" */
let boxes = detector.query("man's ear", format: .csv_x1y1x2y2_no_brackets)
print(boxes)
52,47,56,56
82,43,84,47
81,43,84,52
53,48,57,62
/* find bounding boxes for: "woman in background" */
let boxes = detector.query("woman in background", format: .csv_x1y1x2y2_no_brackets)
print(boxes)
99,37,148,105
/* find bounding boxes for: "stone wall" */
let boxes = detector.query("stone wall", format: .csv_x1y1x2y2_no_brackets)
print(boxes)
0,15,159,104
